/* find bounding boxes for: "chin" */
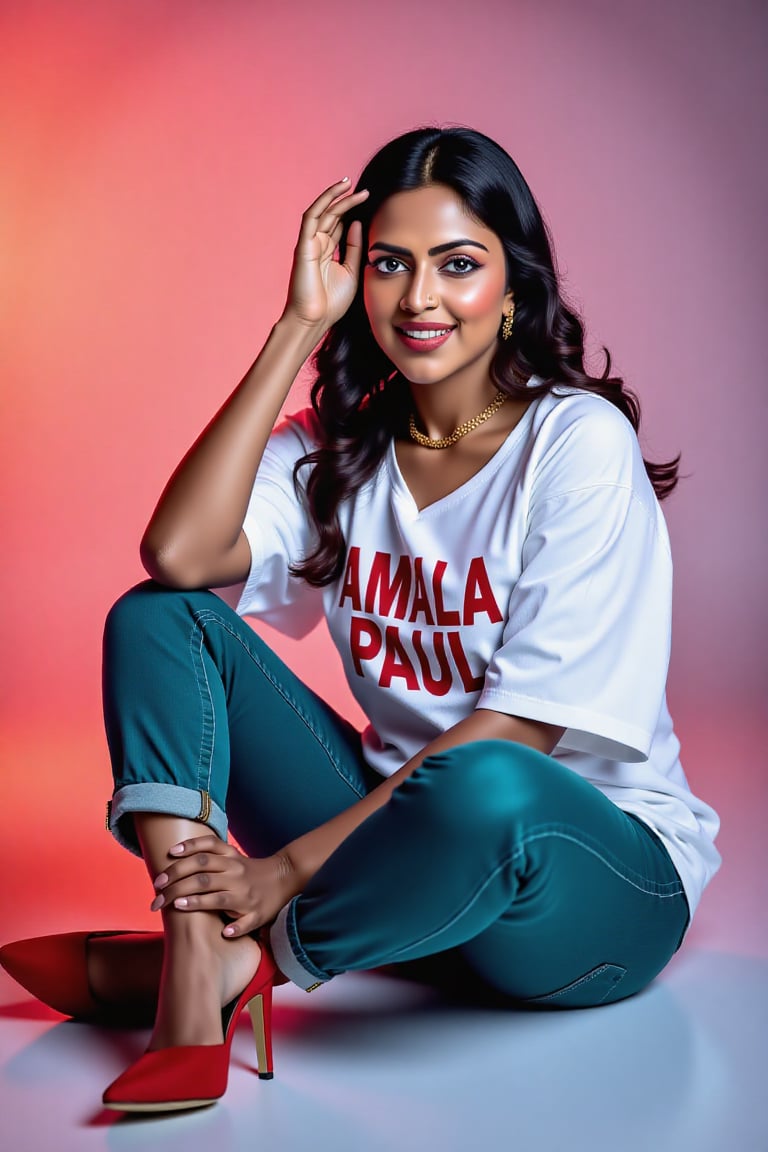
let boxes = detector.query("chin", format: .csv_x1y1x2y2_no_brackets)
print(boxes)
395,364,453,388
380,349,453,385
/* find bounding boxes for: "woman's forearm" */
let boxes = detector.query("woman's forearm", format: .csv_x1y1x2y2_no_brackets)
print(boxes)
140,178,369,590
281,709,564,891
140,314,324,589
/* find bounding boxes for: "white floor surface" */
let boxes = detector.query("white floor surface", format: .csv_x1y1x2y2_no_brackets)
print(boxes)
2,707,766,1151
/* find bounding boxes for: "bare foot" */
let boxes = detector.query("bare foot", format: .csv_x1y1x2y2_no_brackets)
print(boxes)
148,913,261,1050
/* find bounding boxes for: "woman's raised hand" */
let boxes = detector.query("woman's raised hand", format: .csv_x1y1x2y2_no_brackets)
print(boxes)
282,178,369,332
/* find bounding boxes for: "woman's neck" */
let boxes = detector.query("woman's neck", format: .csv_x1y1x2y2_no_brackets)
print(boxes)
408,370,500,441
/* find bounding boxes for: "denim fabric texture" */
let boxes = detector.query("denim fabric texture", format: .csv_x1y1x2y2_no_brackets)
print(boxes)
103,581,689,1005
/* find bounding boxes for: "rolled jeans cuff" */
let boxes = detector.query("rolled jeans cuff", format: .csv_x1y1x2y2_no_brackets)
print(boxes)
107,783,228,856
269,901,331,992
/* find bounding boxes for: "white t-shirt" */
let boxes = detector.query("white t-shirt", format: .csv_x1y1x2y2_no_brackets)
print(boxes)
236,385,721,915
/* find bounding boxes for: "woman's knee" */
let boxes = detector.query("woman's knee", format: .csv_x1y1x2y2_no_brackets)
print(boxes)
103,580,218,644
405,739,555,832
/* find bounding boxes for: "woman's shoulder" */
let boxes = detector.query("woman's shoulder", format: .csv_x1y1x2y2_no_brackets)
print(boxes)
533,385,636,441
267,406,322,457
527,385,648,494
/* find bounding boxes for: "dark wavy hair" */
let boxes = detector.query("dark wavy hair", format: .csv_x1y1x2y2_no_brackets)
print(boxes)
292,126,679,586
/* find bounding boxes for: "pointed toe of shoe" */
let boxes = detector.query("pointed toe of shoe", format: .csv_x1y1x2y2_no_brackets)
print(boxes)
102,1047,229,1112
102,945,279,1112
0,932,97,1018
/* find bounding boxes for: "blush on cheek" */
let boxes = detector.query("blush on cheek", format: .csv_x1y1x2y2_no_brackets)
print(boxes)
454,277,507,316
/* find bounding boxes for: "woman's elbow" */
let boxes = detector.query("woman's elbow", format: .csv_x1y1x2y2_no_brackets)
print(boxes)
139,533,198,588
139,529,251,590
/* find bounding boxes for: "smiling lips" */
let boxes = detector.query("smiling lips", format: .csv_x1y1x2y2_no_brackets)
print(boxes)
395,321,456,352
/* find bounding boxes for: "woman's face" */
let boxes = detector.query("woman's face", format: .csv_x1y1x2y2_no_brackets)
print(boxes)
363,184,513,390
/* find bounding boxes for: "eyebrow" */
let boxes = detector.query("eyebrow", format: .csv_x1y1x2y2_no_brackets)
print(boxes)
368,239,489,257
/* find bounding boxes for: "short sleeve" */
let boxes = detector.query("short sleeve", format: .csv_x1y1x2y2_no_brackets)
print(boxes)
478,404,672,762
235,411,324,638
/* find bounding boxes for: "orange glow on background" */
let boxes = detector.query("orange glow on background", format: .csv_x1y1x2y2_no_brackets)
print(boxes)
0,0,765,956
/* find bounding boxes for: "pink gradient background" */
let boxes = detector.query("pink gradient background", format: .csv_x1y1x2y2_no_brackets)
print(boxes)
0,0,765,958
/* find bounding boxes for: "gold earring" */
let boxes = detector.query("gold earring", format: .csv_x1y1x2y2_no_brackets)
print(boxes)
501,306,514,340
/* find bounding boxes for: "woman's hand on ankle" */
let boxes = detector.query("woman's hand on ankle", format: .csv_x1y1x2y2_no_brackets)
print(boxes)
150,835,302,937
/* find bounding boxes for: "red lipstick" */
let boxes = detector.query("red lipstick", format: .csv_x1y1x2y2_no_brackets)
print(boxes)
395,322,456,353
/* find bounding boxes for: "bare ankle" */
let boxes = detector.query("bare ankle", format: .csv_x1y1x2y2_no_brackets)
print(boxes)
160,909,223,948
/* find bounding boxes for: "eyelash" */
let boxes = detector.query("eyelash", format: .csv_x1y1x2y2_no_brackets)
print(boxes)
368,255,481,276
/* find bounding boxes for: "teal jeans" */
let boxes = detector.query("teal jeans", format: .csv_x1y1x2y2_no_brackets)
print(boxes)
103,582,689,1004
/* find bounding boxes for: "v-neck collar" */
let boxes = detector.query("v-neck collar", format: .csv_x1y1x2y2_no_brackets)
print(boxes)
386,395,539,519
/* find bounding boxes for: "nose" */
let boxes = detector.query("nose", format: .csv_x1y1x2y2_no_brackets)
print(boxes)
399,267,438,314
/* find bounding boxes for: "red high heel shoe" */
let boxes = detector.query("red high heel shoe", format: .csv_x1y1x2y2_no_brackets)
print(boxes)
102,944,279,1112
0,931,161,1021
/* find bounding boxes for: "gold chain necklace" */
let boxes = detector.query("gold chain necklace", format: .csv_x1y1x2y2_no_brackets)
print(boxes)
408,391,508,450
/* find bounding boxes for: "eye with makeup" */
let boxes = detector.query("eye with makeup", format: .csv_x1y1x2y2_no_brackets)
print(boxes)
367,253,481,276
441,255,481,276
368,256,409,275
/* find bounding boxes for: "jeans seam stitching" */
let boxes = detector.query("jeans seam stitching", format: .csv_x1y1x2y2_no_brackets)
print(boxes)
528,963,628,1004
383,823,683,960
598,967,627,1003
531,964,610,1002
516,824,684,898
191,609,367,800
189,614,216,795
384,849,522,959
